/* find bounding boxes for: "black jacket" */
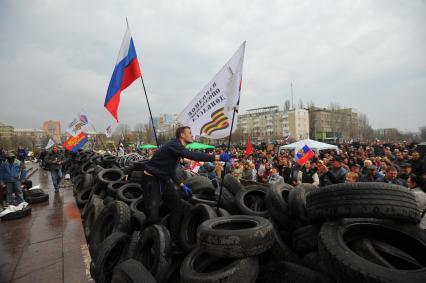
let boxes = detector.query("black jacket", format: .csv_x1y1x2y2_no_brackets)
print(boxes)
144,139,215,184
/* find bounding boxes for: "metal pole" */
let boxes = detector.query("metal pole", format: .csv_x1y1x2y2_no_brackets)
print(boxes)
216,107,237,214
140,77,159,146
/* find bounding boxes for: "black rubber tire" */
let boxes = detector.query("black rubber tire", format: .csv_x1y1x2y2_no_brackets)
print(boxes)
25,193,49,204
129,197,145,215
300,252,323,272
292,224,321,255
121,231,141,262
133,224,172,283
81,173,95,191
76,186,93,207
259,261,331,283
130,212,147,232
265,182,292,229
189,194,218,207
287,184,317,225
318,219,426,282
117,183,144,205
180,249,259,283
103,195,115,206
96,168,125,194
198,215,275,258
180,204,217,252
23,189,45,197
92,232,130,283
235,186,269,217
84,199,104,241
183,176,215,195
216,208,230,217
111,259,157,283
1,206,32,221
264,219,301,264
223,174,244,195
81,193,100,219
219,186,241,214
306,182,421,223
90,200,131,255
107,181,127,197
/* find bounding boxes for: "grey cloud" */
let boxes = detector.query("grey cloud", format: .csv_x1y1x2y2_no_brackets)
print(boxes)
0,0,425,133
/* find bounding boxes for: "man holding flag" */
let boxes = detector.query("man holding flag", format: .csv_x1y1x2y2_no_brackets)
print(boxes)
142,126,230,247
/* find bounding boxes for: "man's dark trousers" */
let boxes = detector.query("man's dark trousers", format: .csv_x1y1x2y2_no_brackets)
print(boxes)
142,173,184,242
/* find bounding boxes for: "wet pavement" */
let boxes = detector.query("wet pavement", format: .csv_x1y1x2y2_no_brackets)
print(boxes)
0,163,92,283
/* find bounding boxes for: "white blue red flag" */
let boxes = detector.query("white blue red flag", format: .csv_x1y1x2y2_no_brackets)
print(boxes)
295,144,315,165
66,112,90,137
104,24,142,122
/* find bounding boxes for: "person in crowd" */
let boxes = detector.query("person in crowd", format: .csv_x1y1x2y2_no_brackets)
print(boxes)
269,165,285,185
232,161,243,181
383,166,404,186
317,160,332,186
242,161,254,181
250,162,258,182
359,165,385,182
323,156,347,184
297,160,319,186
259,162,272,184
45,145,64,192
345,172,359,183
399,163,412,185
257,158,268,178
410,151,424,176
361,159,373,177
393,151,407,171
407,174,426,229
17,147,28,163
141,126,230,247
280,157,293,185
214,161,223,179
0,152,26,206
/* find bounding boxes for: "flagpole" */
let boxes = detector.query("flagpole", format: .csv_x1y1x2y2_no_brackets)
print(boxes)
125,18,159,146
139,76,159,146
81,108,108,151
216,106,237,214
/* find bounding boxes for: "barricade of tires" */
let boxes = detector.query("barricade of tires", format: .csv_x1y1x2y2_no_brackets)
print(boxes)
68,150,426,283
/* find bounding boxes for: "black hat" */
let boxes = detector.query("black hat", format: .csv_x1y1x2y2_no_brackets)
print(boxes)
401,163,412,168
333,156,342,162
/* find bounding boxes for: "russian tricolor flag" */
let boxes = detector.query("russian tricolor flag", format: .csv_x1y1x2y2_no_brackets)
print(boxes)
295,144,315,165
104,25,142,122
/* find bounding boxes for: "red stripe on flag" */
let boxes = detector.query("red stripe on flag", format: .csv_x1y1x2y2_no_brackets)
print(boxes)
296,149,314,165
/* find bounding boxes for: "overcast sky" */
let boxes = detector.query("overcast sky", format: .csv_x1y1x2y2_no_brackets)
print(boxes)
0,0,425,133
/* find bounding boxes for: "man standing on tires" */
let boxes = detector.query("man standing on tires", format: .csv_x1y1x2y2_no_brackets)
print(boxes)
142,126,230,246
0,152,26,206
46,145,64,193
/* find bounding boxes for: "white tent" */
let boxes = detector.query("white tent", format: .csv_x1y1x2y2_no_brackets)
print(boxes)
279,139,339,154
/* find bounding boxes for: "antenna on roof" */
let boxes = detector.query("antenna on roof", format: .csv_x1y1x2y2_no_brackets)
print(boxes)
291,82,294,110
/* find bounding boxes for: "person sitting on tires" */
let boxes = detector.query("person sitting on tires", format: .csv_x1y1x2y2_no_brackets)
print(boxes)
0,152,26,206
296,160,319,186
142,126,230,247
407,174,426,229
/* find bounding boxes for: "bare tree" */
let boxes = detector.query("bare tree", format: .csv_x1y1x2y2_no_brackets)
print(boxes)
358,113,373,142
284,99,291,111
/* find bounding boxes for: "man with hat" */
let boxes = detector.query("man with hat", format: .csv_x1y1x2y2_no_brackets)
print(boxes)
0,152,26,206
322,156,347,184
359,165,385,182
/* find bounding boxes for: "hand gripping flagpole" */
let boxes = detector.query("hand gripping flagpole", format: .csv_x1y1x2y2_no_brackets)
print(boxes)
126,18,159,146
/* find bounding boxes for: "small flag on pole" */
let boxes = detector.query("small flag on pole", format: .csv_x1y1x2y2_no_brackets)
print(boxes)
295,144,315,166
45,138,55,150
245,136,253,156
63,132,88,153
104,24,142,122
105,125,113,138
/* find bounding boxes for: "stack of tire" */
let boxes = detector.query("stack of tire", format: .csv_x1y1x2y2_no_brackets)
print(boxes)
67,150,426,283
